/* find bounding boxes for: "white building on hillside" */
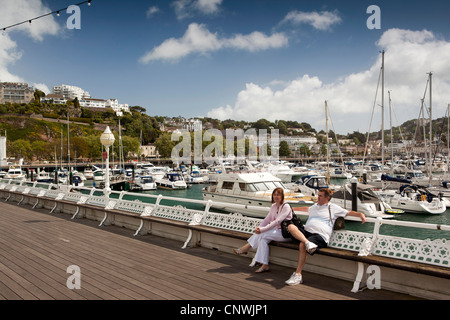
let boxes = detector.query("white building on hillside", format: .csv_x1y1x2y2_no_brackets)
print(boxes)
106,99,131,116
40,94,68,105
79,98,107,108
53,84,90,100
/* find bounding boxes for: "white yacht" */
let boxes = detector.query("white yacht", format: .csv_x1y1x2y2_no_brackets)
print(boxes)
375,185,446,215
330,183,397,218
134,175,157,191
36,171,53,183
156,172,187,190
5,166,26,181
147,166,170,181
202,171,314,218
93,169,105,182
187,165,209,184
290,175,330,196
265,164,302,183
83,168,94,179
328,167,352,179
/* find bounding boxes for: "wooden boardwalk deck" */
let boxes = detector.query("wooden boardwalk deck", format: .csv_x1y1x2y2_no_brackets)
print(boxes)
0,201,419,302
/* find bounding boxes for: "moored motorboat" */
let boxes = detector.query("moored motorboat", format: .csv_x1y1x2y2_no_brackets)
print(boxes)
5,166,26,181
202,171,314,218
375,184,446,214
331,183,397,218
133,174,157,191
156,172,187,190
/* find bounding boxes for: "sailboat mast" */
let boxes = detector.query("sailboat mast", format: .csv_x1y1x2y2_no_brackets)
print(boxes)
67,112,70,170
325,100,330,184
388,90,393,174
447,103,450,172
428,72,433,185
381,50,385,178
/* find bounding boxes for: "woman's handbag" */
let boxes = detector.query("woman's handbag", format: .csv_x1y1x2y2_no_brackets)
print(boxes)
328,205,345,230
281,204,304,239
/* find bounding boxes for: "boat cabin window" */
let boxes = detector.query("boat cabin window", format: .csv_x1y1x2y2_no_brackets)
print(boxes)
253,182,270,191
263,181,278,190
168,174,182,181
222,181,234,190
239,183,246,191
305,177,328,189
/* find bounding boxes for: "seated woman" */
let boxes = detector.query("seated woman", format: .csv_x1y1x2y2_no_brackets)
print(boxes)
233,187,292,273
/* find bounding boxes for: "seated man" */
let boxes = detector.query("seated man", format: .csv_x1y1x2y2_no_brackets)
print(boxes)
285,188,366,286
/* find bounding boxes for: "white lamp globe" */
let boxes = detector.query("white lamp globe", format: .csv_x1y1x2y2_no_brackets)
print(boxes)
100,126,115,147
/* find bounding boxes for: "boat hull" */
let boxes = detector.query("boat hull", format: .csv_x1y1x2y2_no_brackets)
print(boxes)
202,190,311,218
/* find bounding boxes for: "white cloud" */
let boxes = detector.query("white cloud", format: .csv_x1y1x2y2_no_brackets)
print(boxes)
172,0,223,20
139,23,288,63
0,34,23,82
146,6,160,19
207,28,450,134
0,0,60,82
0,0,59,41
33,83,50,94
281,10,342,31
195,0,223,14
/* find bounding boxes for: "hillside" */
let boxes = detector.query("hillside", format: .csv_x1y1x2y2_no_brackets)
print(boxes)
1,99,448,161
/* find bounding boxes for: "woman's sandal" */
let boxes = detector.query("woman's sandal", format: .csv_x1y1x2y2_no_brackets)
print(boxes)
233,248,248,255
255,266,270,273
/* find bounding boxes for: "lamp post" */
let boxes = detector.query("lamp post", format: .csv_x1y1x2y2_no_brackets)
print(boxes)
100,126,115,195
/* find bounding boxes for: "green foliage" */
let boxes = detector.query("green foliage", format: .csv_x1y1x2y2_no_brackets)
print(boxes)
279,140,291,157
154,133,175,158
2,99,445,161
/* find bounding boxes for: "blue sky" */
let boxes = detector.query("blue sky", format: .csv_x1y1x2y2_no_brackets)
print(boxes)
1,0,450,134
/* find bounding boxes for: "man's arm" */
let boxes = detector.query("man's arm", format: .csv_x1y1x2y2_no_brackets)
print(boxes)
346,210,366,223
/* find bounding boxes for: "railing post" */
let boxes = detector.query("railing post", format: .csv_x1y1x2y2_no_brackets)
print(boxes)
151,194,163,215
359,217,382,257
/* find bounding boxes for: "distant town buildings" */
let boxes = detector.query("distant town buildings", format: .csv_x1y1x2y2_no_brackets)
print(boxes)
52,84,90,100
39,84,131,116
0,82,34,104
141,145,159,158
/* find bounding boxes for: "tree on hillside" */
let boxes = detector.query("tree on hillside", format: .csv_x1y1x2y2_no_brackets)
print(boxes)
155,133,175,158
253,119,273,130
9,139,32,160
279,140,291,157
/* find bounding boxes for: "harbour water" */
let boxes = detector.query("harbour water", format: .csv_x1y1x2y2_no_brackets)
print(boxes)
86,179,450,241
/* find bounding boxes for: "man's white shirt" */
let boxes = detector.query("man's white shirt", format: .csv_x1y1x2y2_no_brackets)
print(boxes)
305,203,348,244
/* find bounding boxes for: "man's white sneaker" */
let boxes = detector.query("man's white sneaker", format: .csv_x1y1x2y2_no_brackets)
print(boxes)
285,272,303,286
306,241,318,254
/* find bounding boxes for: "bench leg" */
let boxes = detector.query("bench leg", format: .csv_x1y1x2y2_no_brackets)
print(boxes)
99,212,114,227
99,212,109,226
182,230,193,249
32,198,39,209
71,206,80,219
50,202,58,214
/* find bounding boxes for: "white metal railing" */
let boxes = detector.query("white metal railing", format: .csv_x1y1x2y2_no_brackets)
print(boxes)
1,178,449,268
